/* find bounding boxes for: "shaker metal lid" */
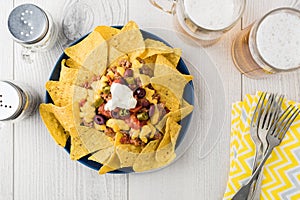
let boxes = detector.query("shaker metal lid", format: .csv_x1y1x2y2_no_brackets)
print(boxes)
8,4,49,44
0,81,22,121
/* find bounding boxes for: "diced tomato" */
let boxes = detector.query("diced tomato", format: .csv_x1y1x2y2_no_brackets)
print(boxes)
130,138,144,146
104,127,115,138
107,75,113,85
130,105,142,113
97,104,111,118
113,78,126,85
120,135,130,144
125,114,145,130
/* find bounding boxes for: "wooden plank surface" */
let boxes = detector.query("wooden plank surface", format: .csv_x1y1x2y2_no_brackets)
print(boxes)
0,0,297,199
0,1,14,200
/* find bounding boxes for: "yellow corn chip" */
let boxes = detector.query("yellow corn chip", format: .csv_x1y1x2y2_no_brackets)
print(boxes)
94,26,120,40
151,83,181,111
140,39,174,59
108,21,145,56
65,58,82,69
99,150,120,174
60,59,95,86
46,81,73,106
116,144,141,168
151,73,188,101
69,127,90,160
65,31,107,75
76,126,113,153
120,20,139,32
39,104,69,147
163,48,182,66
89,146,114,164
133,140,161,172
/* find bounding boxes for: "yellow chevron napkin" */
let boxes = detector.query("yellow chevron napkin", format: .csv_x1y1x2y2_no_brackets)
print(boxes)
224,92,300,200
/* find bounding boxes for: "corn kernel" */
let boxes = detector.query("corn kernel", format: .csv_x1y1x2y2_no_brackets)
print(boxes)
107,71,114,79
117,67,125,76
100,76,109,83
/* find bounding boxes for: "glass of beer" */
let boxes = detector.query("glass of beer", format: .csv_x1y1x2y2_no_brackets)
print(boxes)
232,7,300,78
149,0,245,41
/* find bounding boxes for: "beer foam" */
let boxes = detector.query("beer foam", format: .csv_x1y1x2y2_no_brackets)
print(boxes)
184,0,236,30
256,11,300,70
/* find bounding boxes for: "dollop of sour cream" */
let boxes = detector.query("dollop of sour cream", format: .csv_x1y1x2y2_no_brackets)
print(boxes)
104,83,137,111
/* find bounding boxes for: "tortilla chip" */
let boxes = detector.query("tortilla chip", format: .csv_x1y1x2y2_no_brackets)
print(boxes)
155,130,174,164
167,118,182,149
46,81,88,107
151,83,181,111
168,100,194,122
89,146,114,164
183,75,193,82
99,150,120,174
86,89,95,104
108,21,145,56
49,104,74,131
69,127,90,160
141,39,174,59
139,74,150,86
163,48,182,66
65,58,82,69
64,31,107,75
46,81,73,106
116,144,141,168
60,60,78,83
108,45,126,66
39,104,69,147
154,65,193,82
97,132,124,173
156,118,180,164
156,100,193,131
155,54,175,70
133,140,161,172
94,26,120,40
145,54,157,63
151,73,188,101
60,59,95,86
76,126,113,153
120,20,139,32
154,55,193,82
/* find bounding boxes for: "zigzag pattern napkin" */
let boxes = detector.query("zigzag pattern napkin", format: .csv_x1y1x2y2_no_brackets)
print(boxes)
224,92,300,200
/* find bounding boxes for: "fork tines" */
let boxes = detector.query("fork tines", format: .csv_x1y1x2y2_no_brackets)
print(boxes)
269,105,300,140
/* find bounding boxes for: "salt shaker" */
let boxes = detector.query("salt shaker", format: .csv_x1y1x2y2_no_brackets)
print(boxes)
7,4,58,63
0,81,39,123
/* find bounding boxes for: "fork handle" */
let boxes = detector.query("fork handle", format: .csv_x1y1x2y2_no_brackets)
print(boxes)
248,145,266,199
232,148,273,200
249,173,263,200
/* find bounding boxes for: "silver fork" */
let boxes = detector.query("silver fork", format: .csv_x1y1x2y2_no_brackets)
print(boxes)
249,92,266,173
248,93,277,199
258,94,284,158
232,105,300,200
248,94,284,199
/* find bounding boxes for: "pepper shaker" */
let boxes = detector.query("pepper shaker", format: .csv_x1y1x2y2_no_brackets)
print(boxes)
7,4,58,63
0,80,39,123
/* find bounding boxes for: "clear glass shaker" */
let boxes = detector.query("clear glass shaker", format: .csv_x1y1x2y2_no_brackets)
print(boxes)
7,4,58,63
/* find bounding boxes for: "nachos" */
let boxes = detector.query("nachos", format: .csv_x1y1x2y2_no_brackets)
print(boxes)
40,21,194,174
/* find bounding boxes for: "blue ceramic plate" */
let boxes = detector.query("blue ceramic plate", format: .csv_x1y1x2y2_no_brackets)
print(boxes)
45,26,194,173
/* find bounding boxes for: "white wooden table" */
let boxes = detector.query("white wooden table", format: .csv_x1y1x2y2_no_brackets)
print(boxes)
0,0,299,199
